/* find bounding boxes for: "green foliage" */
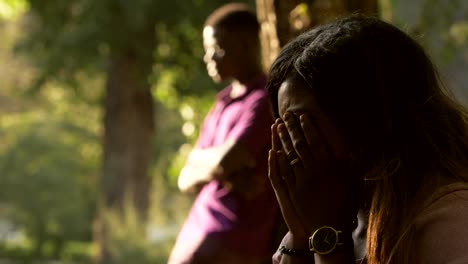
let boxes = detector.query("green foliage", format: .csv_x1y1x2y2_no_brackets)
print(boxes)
0,84,100,260
0,0,28,19
103,205,159,264
101,200,181,264
59,241,94,264
17,0,234,95
0,19,101,258
391,0,468,65
0,0,262,263
1,1,464,264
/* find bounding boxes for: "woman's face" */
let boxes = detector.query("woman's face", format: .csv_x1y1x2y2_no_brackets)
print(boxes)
277,75,350,160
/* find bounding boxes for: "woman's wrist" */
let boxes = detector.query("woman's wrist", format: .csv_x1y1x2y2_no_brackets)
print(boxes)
279,235,313,264
279,230,354,263
286,232,309,250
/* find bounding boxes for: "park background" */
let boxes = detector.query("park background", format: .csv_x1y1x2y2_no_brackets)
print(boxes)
0,0,467,263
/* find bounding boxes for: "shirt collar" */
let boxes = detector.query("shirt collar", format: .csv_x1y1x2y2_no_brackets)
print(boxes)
216,74,267,103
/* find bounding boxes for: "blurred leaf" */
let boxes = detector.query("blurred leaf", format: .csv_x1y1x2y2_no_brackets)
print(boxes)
0,0,28,20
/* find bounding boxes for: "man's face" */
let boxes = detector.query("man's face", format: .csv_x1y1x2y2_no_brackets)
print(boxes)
203,26,238,83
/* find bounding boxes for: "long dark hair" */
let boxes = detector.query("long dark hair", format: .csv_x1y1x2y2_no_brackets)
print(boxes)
267,15,468,263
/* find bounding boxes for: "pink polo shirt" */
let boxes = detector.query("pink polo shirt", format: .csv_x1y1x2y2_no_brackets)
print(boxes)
169,75,279,264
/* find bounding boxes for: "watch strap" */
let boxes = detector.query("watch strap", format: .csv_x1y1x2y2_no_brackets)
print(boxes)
279,245,312,257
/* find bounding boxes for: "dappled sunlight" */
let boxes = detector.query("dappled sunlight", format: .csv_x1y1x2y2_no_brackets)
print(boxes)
0,0,466,263
449,22,468,46
0,0,28,20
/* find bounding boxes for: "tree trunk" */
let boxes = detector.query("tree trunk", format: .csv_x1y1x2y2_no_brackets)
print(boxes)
95,49,154,263
257,0,378,70
102,51,154,216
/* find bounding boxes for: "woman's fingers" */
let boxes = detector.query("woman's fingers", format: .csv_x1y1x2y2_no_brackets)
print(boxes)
271,119,283,151
273,119,299,186
299,113,331,160
282,113,312,161
277,149,296,188
268,149,281,186
278,123,298,162
268,149,307,236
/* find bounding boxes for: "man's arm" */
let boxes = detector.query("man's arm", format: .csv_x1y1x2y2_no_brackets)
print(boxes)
177,139,255,193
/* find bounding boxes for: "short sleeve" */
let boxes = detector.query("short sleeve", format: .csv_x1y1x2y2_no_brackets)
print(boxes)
414,185,468,264
228,89,274,157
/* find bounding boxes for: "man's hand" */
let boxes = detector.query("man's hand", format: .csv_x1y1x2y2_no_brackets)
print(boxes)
177,139,256,194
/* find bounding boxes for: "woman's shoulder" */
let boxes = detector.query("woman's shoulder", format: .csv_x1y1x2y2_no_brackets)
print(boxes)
415,181,468,234
413,181,468,264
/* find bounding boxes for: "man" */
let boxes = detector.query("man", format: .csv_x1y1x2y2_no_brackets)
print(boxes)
168,3,279,264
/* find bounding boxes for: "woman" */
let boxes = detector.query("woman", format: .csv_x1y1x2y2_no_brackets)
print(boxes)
267,15,468,263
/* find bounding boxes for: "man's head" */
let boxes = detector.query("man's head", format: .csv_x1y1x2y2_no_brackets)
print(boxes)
203,3,261,83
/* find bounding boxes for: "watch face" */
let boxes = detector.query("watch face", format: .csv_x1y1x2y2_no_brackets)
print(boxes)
310,226,338,254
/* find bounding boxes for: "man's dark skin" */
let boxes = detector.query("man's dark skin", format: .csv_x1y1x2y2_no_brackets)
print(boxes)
178,24,264,197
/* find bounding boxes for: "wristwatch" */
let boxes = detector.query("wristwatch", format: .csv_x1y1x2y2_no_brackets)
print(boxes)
309,226,343,255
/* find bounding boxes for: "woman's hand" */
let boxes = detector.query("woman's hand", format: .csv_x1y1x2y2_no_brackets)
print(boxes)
269,119,309,240
272,231,311,264
271,112,360,235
